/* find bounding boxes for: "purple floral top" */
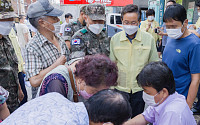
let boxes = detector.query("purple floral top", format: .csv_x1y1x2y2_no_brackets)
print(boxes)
0,86,9,107
39,73,69,98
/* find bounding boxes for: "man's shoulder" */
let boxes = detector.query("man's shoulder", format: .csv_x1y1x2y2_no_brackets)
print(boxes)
140,30,155,41
80,28,88,34
112,31,125,39
181,34,200,49
72,28,88,38
164,93,188,114
141,20,148,25
188,34,200,44
61,22,67,26
71,21,78,26
26,35,41,51
154,21,159,25
140,29,152,36
65,21,78,27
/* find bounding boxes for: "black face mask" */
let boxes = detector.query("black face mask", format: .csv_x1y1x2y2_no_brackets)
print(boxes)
82,20,86,26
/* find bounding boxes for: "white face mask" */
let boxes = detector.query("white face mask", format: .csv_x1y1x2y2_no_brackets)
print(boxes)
148,16,155,21
198,12,200,16
0,21,13,35
166,26,185,39
69,19,74,23
123,25,138,35
44,20,59,33
88,24,104,35
142,91,163,107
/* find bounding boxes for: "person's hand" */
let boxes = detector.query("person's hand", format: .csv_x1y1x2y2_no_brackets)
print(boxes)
148,22,151,28
189,24,196,30
55,55,67,65
158,30,164,36
188,25,193,28
18,88,24,102
188,29,200,38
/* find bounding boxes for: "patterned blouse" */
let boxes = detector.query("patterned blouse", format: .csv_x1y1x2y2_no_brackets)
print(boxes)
39,73,68,98
2,93,89,125
0,86,9,107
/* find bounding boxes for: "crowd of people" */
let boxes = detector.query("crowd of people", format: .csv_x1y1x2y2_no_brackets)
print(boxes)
0,0,200,124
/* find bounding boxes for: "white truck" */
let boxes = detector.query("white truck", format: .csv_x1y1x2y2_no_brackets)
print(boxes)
106,13,123,37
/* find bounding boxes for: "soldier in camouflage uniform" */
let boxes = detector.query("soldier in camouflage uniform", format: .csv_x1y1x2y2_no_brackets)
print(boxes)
70,4,110,59
0,0,23,113
63,6,87,50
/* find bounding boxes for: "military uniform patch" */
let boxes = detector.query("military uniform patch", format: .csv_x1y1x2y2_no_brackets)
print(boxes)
72,39,81,45
65,27,71,32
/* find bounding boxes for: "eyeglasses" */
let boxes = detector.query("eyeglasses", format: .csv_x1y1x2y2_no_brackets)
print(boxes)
123,21,138,25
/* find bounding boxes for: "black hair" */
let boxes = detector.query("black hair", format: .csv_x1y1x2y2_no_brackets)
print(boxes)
196,0,200,7
167,0,176,4
163,4,186,24
121,4,141,21
29,18,37,28
65,13,73,19
146,9,155,17
136,61,176,95
29,16,47,29
84,89,132,125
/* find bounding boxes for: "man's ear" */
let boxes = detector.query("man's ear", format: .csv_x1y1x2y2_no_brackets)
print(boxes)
183,19,188,28
162,88,169,98
184,19,188,24
38,18,45,28
139,19,141,24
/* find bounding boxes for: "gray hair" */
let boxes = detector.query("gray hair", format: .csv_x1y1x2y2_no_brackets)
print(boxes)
29,16,47,29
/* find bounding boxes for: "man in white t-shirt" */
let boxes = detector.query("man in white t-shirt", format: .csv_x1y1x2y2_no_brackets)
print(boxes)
16,15,31,59
59,13,73,36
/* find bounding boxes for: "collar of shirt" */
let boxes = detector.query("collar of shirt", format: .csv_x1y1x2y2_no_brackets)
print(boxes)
126,32,137,43
35,32,63,47
154,92,179,115
120,28,142,42
77,20,83,28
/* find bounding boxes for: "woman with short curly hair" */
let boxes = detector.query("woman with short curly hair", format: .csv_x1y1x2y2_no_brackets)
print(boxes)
36,54,118,101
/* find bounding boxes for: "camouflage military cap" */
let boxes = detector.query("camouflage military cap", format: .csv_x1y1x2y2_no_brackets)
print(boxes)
0,0,18,19
80,5,86,13
85,4,105,21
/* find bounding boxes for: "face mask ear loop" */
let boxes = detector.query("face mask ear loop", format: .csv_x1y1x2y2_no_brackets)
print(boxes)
154,90,164,105
181,21,187,34
43,20,57,33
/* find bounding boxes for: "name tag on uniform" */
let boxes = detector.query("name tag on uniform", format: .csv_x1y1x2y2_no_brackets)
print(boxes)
72,39,80,45
65,27,71,32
